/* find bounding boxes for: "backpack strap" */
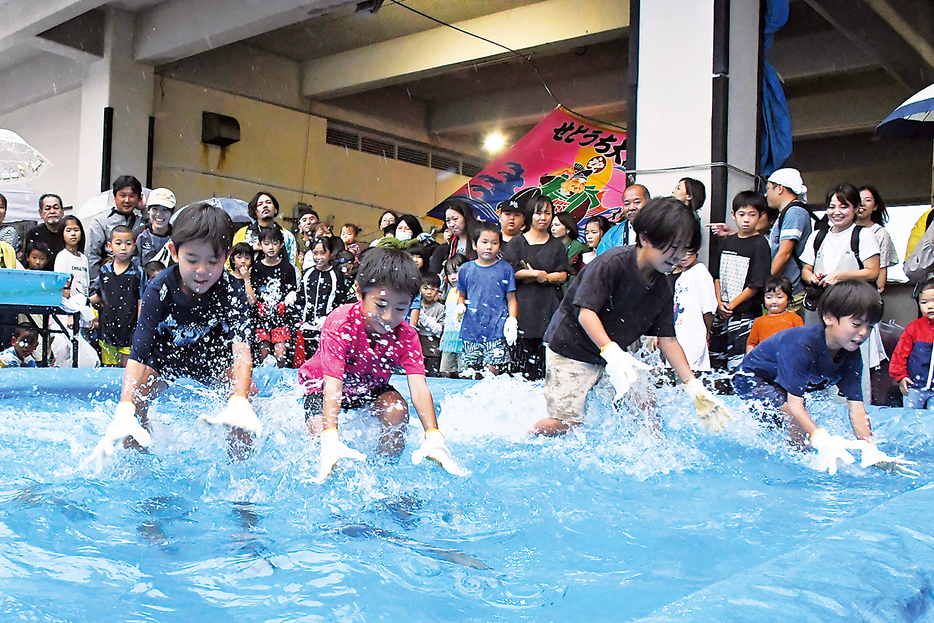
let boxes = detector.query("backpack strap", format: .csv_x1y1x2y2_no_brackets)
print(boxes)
812,224,864,270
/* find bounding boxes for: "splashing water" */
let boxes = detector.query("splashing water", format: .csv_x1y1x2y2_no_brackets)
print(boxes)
0,368,931,621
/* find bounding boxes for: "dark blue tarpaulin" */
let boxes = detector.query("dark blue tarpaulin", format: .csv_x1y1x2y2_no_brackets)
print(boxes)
760,0,793,178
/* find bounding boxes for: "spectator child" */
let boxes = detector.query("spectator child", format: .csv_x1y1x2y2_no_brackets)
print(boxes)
298,248,467,483
296,236,347,361
87,203,260,471
340,223,362,262
551,212,588,286
24,241,51,270
227,242,256,304
144,260,166,282
581,215,612,266
0,324,38,368
735,280,916,476
671,247,717,371
416,273,444,376
250,226,298,367
439,254,468,377
55,215,90,310
456,223,518,377
89,225,142,367
710,191,772,369
535,197,731,436
890,278,934,409
745,275,804,353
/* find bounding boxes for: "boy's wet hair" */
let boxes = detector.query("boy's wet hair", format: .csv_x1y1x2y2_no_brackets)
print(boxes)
632,197,700,253
258,225,284,245
763,274,793,299
818,279,883,325
228,242,254,270
731,190,767,214
171,202,234,255
473,221,502,245
422,272,441,289
109,224,134,241
355,247,421,300
12,323,38,343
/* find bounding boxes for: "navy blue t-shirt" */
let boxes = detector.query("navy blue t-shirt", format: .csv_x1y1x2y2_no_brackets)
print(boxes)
130,265,251,383
457,259,516,343
739,323,862,401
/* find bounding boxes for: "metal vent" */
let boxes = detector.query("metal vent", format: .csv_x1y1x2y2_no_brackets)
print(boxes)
430,154,459,173
326,127,359,150
461,163,483,177
397,145,430,167
360,136,395,158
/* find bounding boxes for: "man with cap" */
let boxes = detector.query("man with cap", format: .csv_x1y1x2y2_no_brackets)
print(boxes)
595,184,651,255
25,193,66,267
135,188,177,266
765,168,812,308
86,175,145,280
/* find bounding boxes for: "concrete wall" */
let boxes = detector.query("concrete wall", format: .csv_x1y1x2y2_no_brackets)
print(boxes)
151,78,467,241
0,88,83,210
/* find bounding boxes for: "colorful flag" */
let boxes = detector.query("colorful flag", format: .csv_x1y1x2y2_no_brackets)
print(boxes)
428,107,627,231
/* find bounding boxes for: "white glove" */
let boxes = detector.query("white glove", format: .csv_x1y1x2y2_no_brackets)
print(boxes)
284,291,297,306
199,396,263,436
845,439,920,478
315,428,366,484
412,429,469,477
809,429,856,475
453,303,466,329
600,342,651,400
85,401,152,474
417,232,434,243
684,378,733,432
503,316,518,346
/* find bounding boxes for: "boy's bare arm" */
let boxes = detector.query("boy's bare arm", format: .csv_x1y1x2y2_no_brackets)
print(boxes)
784,393,817,435
407,374,439,431
657,337,696,384
119,359,158,408
578,307,611,350
322,375,343,431
507,291,517,318
771,239,796,275
846,400,873,441
729,286,761,310
230,342,253,400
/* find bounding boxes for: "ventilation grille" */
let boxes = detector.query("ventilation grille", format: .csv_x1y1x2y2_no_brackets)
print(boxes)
326,122,482,177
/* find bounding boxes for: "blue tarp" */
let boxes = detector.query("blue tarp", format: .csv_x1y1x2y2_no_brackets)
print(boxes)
760,0,793,178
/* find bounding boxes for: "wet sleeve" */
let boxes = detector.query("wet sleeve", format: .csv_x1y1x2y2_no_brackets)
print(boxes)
397,324,427,375
129,278,167,364
228,281,251,344
571,255,616,312
317,320,351,380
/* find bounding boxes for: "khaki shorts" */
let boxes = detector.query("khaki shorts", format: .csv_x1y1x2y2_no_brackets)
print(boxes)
544,347,605,424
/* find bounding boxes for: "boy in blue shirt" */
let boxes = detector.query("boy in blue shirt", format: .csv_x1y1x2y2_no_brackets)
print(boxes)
87,203,262,471
735,279,917,476
455,222,518,377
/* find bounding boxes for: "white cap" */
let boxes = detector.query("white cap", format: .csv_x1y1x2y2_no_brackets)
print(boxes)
767,168,807,202
147,188,177,210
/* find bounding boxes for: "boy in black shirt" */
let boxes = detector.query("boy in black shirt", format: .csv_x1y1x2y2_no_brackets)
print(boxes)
87,203,261,471
90,225,142,367
536,197,731,437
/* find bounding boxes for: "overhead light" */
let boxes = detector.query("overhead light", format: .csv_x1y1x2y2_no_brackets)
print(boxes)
482,131,508,154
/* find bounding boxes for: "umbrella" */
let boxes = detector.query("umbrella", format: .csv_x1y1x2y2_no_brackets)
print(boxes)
0,183,41,222
876,83,934,139
76,187,152,220
171,196,251,225
0,129,51,185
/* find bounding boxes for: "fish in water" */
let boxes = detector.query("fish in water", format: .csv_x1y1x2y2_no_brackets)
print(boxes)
340,523,490,570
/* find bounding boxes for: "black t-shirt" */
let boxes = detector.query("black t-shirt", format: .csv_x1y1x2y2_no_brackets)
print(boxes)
130,265,251,383
544,246,675,365
710,233,772,317
502,234,570,339
96,262,143,347
25,225,65,267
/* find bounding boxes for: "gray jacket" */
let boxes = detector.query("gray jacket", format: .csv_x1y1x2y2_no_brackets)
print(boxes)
85,208,145,281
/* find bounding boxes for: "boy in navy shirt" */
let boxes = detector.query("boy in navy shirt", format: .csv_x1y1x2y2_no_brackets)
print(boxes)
536,197,731,437
87,203,262,471
456,222,517,377
735,279,916,476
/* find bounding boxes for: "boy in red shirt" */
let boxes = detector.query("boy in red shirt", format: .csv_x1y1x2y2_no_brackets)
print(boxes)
890,277,934,408
300,247,467,483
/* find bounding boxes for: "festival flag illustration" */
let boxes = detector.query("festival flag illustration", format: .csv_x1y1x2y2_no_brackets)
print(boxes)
428,107,627,231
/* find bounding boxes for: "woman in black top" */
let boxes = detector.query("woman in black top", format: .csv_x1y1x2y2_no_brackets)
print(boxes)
428,201,478,274
503,195,569,380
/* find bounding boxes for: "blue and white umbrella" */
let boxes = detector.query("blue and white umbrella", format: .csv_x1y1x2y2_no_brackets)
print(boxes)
876,83,934,139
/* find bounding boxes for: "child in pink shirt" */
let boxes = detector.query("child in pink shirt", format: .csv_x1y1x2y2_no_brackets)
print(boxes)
299,247,467,483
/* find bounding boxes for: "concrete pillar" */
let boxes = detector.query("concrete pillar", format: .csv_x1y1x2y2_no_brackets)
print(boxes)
630,0,761,260
77,9,153,204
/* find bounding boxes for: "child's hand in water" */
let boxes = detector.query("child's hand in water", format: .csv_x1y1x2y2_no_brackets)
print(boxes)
315,429,365,484
412,429,469,477
85,402,152,474
200,396,262,436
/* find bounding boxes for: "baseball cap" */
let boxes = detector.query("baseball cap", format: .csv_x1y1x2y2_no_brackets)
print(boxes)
767,168,807,201
147,188,177,210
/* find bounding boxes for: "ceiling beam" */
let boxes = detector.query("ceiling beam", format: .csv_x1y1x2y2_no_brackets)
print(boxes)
770,30,876,83
862,0,934,70
429,70,625,136
788,81,911,139
134,0,357,65
803,0,934,91
301,0,628,100
0,53,86,116
0,0,107,54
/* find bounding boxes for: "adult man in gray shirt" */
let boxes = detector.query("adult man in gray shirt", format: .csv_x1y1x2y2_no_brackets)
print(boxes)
85,175,144,280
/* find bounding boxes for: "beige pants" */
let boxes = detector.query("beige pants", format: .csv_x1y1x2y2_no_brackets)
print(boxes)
543,347,605,423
